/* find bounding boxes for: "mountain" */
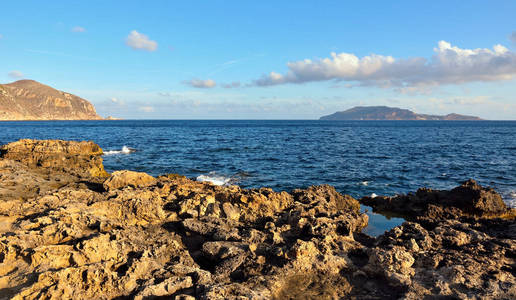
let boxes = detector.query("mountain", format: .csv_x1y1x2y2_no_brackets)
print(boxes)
0,80,102,120
319,106,482,121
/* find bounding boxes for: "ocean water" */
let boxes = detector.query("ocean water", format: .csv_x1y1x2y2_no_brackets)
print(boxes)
1,120,515,235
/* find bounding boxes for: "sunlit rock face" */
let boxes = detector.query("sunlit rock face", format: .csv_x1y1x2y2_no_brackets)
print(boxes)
0,139,514,299
0,80,103,120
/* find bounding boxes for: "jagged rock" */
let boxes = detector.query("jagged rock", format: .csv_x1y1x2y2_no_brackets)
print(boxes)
103,170,157,190
361,179,516,221
0,139,108,178
0,139,514,299
134,276,193,300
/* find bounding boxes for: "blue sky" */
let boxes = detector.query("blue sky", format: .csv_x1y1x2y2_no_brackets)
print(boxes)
1,1,515,119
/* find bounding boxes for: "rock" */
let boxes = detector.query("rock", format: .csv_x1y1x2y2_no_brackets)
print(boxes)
0,139,514,299
222,202,240,221
103,170,157,190
361,179,516,221
134,276,193,300
0,139,108,178
0,79,103,120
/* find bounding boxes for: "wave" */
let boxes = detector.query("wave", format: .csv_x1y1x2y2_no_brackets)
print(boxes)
506,191,516,208
196,172,233,186
103,146,136,155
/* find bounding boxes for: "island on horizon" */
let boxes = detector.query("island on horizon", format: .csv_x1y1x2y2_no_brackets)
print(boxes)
320,106,483,121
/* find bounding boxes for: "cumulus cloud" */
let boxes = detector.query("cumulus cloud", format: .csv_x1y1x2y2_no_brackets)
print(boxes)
71,26,86,33
253,41,516,89
184,79,217,88
8,71,24,79
126,30,158,52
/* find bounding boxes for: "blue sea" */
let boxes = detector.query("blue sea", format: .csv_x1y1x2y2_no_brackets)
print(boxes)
2,120,515,235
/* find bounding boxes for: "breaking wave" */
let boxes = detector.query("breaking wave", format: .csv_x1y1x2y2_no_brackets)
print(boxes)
196,172,232,186
103,146,136,155
506,191,516,208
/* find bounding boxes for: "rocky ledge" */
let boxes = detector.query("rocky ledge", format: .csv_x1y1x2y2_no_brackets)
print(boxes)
0,140,514,299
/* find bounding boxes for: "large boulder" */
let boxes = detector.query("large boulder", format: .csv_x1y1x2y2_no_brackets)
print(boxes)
103,170,157,190
0,139,108,178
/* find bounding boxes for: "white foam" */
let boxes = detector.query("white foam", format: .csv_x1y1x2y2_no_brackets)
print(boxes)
506,191,516,208
370,193,378,198
103,146,135,155
196,172,232,186
361,181,369,186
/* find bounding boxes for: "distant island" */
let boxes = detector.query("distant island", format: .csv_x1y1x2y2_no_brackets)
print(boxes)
320,106,482,121
0,80,103,120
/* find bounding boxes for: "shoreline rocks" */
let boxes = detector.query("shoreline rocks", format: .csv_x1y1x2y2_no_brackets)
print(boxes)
0,139,514,299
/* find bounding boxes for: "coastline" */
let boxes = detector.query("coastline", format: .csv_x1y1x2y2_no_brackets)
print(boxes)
0,139,515,299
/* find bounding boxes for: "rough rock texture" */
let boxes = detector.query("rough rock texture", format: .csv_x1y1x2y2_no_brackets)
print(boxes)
361,179,515,222
0,139,108,202
361,180,516,299
103,170,157,190
0,80,103,120
0,139,514,299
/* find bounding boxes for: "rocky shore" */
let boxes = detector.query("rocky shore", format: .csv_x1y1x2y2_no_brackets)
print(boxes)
0,139,514,299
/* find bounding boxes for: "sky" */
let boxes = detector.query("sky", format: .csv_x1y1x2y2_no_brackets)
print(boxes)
1,1,516,119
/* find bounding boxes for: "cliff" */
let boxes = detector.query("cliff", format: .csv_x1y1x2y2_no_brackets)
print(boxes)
0,80,103,120
320,106,483,120
0,139,514,299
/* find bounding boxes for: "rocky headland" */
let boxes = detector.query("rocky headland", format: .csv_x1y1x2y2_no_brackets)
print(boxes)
0,139,514,299
0,80,103,120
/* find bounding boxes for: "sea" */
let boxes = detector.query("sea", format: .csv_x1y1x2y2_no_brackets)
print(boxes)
1,120,515,236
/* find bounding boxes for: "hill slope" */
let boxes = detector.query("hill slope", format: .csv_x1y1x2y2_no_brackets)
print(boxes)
320,106,482,120
0,80,102,120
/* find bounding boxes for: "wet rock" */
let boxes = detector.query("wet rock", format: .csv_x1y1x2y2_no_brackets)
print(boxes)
361,179,516,221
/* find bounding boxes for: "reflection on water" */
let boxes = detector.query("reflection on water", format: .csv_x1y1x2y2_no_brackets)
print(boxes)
360,205,405,237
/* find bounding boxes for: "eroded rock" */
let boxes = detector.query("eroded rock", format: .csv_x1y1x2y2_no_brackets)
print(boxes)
103,170,157,190
0,139,514,299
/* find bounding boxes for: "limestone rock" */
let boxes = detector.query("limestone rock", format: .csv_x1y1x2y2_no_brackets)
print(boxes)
0,139,108,178
361,179,516,221
103,170,157,190
0,139,514,299
0,79,103,120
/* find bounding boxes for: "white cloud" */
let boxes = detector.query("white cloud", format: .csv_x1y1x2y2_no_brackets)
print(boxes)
138,106,155,112
184,79,216,88
71,26,86,33
108,97,126,105
253,41,516,89
8,70,24,79
126,30,158,52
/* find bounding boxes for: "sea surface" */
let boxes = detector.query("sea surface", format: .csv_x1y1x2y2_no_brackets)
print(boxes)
1,120,515,235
